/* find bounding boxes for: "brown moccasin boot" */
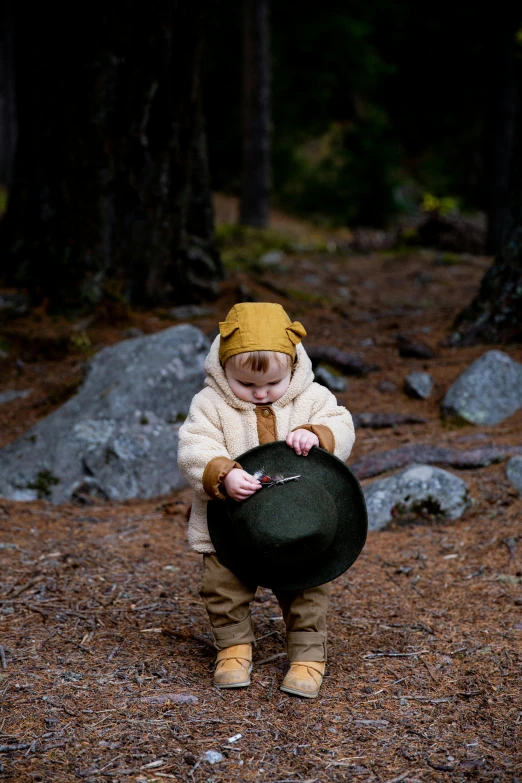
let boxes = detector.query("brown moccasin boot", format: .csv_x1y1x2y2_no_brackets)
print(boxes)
214,644,252,689
280,661,325,698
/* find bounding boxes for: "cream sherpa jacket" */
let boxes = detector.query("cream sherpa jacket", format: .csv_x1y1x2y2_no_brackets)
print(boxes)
177,336,355,553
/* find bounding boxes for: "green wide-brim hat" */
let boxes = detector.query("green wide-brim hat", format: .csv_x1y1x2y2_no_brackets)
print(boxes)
207,441,367,591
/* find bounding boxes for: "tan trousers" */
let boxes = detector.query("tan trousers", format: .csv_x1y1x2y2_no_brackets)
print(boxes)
200,553,331,662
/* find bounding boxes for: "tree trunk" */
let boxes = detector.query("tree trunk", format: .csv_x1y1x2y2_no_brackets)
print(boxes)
0,2,223,309
452,79,522,345
240,0,271,228
483,11,521,255
0,0,16,189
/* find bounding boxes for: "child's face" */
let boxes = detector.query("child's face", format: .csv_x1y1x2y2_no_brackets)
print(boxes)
225,356,292,404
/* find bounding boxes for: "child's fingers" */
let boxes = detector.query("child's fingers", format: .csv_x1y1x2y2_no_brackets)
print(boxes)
233,486,257,500
295,432,309,455
294,432,318,456
240,470,261,486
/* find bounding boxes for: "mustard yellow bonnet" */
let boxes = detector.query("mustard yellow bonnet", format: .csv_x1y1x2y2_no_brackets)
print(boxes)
218,302,306,365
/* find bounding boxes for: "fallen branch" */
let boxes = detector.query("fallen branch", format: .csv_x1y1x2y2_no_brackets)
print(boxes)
352,413,429,429
396,335,436,359
351,443,522,479
426,758,455,772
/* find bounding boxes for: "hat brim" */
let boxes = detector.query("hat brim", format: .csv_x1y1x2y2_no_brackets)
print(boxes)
207,441,367,591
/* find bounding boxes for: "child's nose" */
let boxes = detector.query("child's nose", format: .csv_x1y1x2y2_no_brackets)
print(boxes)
254,388,267,398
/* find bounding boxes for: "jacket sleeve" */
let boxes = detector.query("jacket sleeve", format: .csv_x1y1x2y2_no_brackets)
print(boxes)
177,391,241,501
294,383,355,462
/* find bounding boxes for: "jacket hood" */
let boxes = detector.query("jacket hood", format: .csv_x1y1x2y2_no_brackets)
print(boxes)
204,335,315,410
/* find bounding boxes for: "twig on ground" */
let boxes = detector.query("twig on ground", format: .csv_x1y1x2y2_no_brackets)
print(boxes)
420,656,440,683
42,697,79,717
0,646,6,670
326,757,365,768
22,602,49,619
382,773,423,783
162,629,215,649
7,575,45,599
255,630,281,642
192,634,215,649
257,652,287,665
55,630,95,655
363,650,429,658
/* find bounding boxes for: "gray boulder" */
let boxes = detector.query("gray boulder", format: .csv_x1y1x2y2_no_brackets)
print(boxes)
363,464,471,531
404,371,433,399
442,350,522,425
0,325,209,503
506,456,522,494
314,365,348,393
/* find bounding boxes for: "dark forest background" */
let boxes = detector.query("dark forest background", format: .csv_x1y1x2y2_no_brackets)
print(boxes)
1,1,522,343
205,2,520,231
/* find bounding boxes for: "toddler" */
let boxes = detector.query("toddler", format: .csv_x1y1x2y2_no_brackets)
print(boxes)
177,302,355,697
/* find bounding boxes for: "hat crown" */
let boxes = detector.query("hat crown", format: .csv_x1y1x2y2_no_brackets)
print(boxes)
218,302,306,365
231,481,337,569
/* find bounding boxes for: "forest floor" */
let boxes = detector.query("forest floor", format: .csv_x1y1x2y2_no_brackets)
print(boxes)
0,199,521,783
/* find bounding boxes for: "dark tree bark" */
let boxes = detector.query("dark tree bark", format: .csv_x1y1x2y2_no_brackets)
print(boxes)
240,0,271,228
0,0,16,188
0,2,223,308
452,91,522,345
483,11,521,255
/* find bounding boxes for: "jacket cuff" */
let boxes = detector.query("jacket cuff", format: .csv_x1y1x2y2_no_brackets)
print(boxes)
292,424,335,453
202,456,243,501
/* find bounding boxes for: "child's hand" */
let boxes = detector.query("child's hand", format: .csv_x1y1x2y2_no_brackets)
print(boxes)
224,468,262,501
286,429,319,456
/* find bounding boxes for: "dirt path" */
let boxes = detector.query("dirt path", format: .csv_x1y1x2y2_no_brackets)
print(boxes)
0,238,521,782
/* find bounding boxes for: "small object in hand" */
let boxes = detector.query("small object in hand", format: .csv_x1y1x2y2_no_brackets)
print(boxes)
253,469,300,489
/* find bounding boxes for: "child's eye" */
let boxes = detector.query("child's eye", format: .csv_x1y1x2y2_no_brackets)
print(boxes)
269,381,281,386
240,381,253,387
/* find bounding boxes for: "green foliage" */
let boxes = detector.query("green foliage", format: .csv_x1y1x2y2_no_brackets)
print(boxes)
421,192,459,215
215,224,326,271
69,331,92,353
434,251,466,267
0,187,7,216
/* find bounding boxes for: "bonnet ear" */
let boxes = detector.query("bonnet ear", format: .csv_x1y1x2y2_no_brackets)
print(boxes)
286,321,307,345
219,319,239,339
